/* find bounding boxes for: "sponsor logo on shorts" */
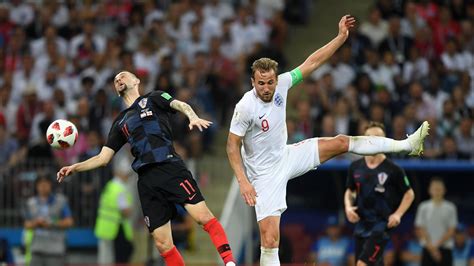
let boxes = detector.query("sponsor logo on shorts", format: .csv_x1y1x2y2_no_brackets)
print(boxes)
188,194,197,201
144,216,150,228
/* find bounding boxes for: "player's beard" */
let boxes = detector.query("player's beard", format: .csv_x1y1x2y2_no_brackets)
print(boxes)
117,84,129,97
258,90,274,102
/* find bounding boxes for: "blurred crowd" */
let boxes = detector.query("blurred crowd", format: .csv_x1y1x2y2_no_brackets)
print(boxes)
286,0,474,161
1,0,472,169
0,0,297,170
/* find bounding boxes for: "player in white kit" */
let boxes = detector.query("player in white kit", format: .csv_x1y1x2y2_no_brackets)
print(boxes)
226,15,430,265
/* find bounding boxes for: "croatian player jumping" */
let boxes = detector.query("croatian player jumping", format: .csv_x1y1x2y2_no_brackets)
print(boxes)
58,71,235,266
226,15,429,265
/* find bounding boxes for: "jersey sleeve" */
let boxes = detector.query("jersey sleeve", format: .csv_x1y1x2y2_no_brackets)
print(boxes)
229,101,252,137
105,118,127,152
393,165,411,194
279,68,303,91
150,90,176,113
278,72,294,91
448,203,458,228
414,203,425,227
346,162,356,190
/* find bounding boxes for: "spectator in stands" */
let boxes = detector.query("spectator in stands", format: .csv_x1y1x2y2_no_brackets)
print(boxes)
346,18,372,66
401,229,424,266
408,81,437,122
295,100,314,139
0,238,14,264
469,243,474,266
363,48,396,92
454,117,474,160
437,135,470,160
423,117,443,159
23,175,73,266
402,46,430,85
309,215,351,266
438,99,461,138
360,6,389,48
26,119,55,162
379,15,413,64
401,2,427,38
415,176,457,266
354,73,374,116
0,113,22,167
424,72,449,118
453,223,472,266
286,118,305,144
29,100,57,145
95,157,134,265
430,5,461,56
16,84,40,144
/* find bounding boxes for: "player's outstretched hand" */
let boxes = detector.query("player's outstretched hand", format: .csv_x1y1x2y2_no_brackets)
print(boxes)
57,165,77,183
189,118,213,132
240,180,258,206
387,213,401,228
338,15,356,38
345,206,360,223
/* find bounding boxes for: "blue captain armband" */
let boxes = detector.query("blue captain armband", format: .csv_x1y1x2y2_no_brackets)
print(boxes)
290,68,303,87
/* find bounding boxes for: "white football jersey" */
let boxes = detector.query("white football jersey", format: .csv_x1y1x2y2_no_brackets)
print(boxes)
230,72,293,178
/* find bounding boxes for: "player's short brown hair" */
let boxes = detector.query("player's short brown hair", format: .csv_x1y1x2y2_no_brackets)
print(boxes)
430,176,445,186
365,121,385,133
251,58,278,78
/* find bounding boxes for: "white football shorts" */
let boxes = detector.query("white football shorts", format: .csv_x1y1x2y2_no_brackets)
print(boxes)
251,138,321,221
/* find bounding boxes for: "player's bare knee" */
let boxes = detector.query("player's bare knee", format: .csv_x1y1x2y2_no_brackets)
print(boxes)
356,260,367,266
261,234,279,248
153,235,174,254
260,229,279,248
194,208,215,225
334,134,349,152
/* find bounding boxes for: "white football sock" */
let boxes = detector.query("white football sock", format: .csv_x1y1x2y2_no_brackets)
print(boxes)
348,136,411,155
260,247,280,266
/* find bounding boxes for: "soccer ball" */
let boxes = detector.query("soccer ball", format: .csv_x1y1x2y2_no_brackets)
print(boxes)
46,119,78,149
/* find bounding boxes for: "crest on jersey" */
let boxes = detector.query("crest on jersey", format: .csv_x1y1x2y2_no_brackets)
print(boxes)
375,172,388,193
274,93,283,107
377,172,388,185
139,98,148,109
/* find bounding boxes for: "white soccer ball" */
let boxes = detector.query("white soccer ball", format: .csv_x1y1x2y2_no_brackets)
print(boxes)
46,119,78,149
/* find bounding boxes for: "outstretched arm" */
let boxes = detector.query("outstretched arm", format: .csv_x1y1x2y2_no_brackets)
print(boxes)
296,15,355,79
57,146,115,182
170,99,212,131
226,132,257,206
388,188,415,228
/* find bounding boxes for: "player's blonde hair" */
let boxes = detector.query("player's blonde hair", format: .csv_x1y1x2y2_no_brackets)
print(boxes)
251,58,278,78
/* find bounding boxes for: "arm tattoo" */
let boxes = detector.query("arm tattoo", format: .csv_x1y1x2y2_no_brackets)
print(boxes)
170,100,199,121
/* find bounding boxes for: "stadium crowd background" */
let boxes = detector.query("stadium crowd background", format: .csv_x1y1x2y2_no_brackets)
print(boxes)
0,0,473,265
